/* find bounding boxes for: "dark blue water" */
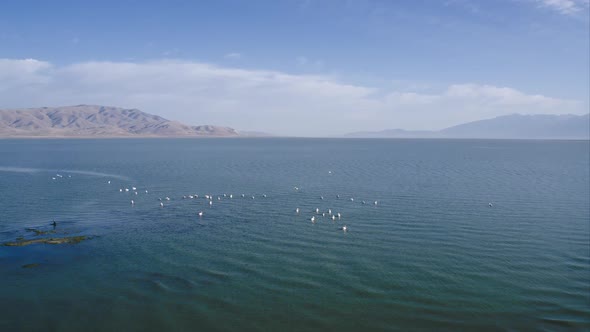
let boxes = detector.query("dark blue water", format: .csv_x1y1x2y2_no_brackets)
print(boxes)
0,138,588,331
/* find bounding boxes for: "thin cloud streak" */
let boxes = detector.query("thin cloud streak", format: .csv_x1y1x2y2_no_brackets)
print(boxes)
533,0,589,15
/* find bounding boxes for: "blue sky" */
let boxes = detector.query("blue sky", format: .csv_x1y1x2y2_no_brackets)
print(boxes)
0,0,588,135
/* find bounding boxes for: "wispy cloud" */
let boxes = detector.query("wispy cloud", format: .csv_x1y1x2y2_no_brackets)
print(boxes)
533,0,589,15
0,58,584,136
224,52,242,60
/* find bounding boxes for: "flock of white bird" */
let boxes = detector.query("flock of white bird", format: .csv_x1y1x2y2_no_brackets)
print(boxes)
50,170,384,233
107,172,384,233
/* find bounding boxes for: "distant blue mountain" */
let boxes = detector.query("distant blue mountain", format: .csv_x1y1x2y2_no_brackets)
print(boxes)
345,113,589,139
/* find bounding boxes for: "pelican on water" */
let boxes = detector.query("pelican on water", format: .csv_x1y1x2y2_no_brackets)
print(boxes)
337,212,341,219
198,211,203,217
295,208,300,214
342,226,347,232
311,216,316,222
125,188,129,192
229,194,233,199
209,201,213,206
315,208,320,214
160,202,164,207
132,187,137,191
374,201,378,205
350,198,354,202
165,197,170,201
108,180,111,184
332,215,336,221
131,200,135,205
119,189,123,192
489,203,493,207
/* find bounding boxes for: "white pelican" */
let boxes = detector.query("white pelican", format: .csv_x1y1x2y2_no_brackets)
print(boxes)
209,201,213,206
251,196,255,199
322,213,326,217
332,215,336,221
489,203,493,207
223,194,227,197
160,202,164,207
145,190,149,193
218,196,221,201
374,201,378,205
125,188,129,192
337,213,341,219
350,198,354,202
311,216,315,222
229,194,233,199
108,180,111,184
241,194,245,198
328,171,332,174
342,226,347,232
132,187,137,191
295,208,300,214
315,208,320,214
294,187,299,191
263,194,267,198
198,211,203,217
135,191,138,195
165,197,170,201
320,196,324,200
328,209,332,215
119,188,123,192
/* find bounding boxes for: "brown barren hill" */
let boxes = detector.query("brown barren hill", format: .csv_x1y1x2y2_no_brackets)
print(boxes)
0,105,239,137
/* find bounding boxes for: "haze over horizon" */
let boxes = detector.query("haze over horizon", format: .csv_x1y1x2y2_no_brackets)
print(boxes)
1,0,588,136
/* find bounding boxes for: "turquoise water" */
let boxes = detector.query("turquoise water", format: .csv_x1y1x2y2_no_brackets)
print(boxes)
0,138,588,331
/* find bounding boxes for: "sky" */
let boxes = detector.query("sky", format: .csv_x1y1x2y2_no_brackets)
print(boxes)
0,0,588,136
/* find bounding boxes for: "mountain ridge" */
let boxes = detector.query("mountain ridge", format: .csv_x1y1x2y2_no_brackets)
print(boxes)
0,105,239,137
345,113,590,139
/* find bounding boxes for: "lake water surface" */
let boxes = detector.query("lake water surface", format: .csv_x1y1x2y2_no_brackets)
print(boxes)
0,138,588,331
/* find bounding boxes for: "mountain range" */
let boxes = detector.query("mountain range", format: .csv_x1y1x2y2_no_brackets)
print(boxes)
0,105,238,137
0,105,587,139
345,113,589,139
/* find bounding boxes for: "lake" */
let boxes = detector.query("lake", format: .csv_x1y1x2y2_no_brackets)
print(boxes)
0,138,588,331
